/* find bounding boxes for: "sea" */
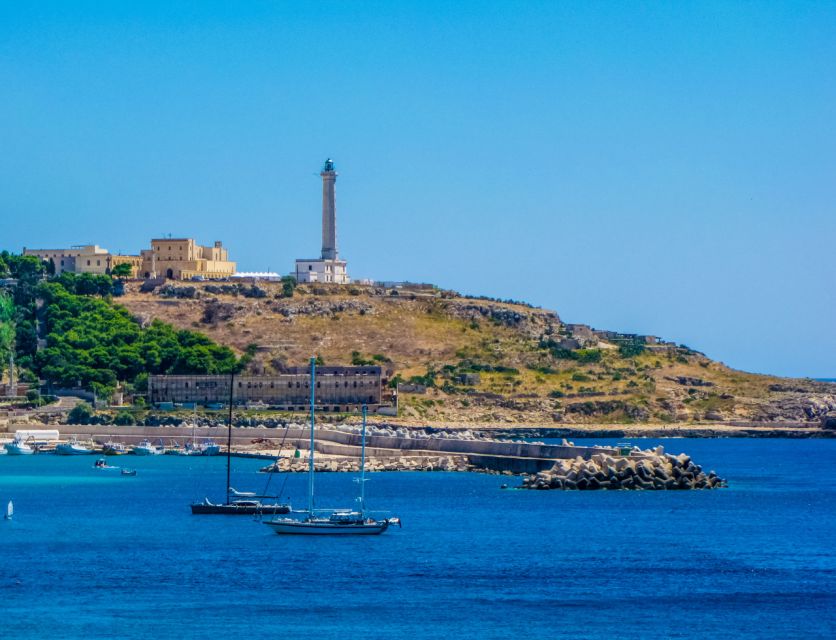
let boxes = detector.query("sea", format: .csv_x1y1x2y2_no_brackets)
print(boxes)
1,438,834,640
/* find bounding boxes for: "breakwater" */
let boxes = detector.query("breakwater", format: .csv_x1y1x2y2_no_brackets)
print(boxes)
261,454,471,473
521,445,727,490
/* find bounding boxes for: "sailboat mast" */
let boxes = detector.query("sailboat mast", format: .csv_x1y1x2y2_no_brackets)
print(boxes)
226,371,234,505
360,404,367,516
308,357,316,515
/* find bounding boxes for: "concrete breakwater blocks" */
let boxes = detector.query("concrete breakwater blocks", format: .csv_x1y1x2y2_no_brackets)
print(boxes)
521,445,727,490
261,455,472,474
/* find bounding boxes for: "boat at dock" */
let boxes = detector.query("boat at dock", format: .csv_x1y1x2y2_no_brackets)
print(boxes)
264,360,398,536
102,441,128,455
5,437,35,456
199,440,220,456
132,440,163,456
55,438,93,455
191,373,290,516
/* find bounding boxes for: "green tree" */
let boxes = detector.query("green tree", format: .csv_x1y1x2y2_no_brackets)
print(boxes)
280,276,296,298
0,292,15,379
111,263,133,279
68,402,95,424
113,411,134,425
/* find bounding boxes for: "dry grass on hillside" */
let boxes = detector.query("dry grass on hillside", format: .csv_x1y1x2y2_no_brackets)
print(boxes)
116,281,826,425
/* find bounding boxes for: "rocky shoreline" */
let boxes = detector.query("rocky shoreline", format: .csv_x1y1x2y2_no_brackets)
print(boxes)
521,445,727,490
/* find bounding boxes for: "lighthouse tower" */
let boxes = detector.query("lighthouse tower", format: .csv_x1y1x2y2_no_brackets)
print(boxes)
294,158,350,284
320,158,338,260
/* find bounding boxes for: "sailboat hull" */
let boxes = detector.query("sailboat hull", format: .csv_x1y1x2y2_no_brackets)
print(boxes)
191,502,290,515
264,519,390,535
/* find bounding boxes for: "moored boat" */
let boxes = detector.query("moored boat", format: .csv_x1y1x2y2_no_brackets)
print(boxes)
132,440,163,456
191,497,291,515
264,361,398,536
264,510,394,535
190,373,291,515
102,441,127,455
199,440,221,456
5,438,35,456
55,438,93,455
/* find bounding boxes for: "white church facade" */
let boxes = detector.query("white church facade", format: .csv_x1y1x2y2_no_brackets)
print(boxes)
294,158,350,284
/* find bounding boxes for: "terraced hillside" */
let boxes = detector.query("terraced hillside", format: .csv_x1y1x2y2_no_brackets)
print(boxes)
117,281,836,426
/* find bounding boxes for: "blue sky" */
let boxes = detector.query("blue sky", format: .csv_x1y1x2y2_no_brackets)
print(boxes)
1,2,834,377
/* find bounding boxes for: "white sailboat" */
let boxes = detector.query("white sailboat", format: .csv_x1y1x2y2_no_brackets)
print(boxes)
264,359,399,536
5,500,13,520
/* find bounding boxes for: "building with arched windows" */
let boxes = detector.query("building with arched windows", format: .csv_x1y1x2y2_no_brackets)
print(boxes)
149,366,384,412
139,238,236,280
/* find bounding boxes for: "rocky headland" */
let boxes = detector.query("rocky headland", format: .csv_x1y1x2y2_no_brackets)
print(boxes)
114,280,836,430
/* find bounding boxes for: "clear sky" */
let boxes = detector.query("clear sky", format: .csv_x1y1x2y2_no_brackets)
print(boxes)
1,2,834,378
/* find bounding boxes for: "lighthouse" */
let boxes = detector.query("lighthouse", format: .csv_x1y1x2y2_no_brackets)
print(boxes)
294,158,350,284
320,158,338,260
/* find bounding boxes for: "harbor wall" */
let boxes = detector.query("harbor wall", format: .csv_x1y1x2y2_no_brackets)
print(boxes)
7,424,616,466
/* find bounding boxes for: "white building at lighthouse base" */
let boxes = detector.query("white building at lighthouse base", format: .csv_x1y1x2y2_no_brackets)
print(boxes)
294,258,349,284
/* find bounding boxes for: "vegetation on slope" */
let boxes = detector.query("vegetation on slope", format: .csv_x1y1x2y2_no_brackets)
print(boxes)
33,282,238,398
1,253,240,399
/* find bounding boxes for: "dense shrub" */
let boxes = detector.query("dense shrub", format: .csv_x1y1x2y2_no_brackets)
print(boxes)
113,411,135,426
68,402,95,424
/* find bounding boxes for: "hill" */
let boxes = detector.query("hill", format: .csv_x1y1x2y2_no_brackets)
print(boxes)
117,280,836,426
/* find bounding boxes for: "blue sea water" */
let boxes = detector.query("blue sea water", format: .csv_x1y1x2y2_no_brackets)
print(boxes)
1,438,834,640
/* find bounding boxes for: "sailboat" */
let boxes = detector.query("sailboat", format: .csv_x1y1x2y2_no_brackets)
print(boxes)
4,500,12,520
191,373,291,515
264,359,399,535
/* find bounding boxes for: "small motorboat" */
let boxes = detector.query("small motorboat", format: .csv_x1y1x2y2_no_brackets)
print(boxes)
5,438,35,456
121,469,137,476
4,500,12,520
93,458,119,470
132,440,163,456
55,438,93,455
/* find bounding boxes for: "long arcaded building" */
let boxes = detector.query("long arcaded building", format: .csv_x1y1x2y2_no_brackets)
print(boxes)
149,366,383,412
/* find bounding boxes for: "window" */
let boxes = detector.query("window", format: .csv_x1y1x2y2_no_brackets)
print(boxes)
96,260,100,266
308,265,312,270
87,260,90,266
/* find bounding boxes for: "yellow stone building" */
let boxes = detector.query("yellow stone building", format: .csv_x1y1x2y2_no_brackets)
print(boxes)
139,238,236,280
23,244,113,274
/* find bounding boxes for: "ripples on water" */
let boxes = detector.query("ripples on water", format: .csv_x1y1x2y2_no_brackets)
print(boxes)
1,438,834,639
